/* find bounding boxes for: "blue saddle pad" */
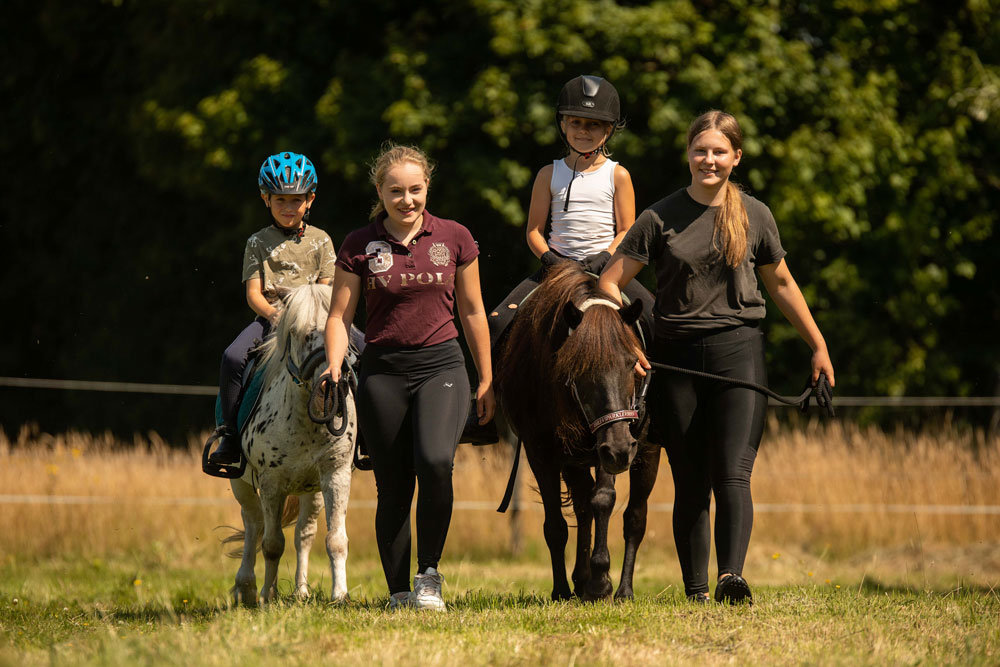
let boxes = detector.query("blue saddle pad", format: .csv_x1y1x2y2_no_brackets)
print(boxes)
214,369,266,433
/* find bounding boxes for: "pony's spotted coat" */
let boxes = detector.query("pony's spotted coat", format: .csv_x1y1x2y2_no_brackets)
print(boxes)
224,284,356,606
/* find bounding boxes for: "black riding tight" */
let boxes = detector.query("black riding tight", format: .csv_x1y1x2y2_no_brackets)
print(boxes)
219,316,270,427
652,324,767,597
357,339,470,594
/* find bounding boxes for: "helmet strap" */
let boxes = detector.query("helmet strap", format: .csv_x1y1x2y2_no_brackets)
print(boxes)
563,153,584,213
561,140,608,212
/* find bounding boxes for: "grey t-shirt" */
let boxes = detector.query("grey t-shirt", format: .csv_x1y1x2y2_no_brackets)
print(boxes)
618,188,786,339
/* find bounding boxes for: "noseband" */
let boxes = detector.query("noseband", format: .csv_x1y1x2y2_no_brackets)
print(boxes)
566,373,641,433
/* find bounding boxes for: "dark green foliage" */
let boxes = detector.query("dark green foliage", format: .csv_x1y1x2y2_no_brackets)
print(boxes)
1,0,997,436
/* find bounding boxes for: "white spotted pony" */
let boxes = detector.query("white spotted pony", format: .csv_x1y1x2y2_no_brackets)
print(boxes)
223,283,356,605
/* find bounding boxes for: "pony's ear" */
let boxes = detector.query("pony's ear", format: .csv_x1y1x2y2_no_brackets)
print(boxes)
620,298,643,326
273,285,293,301
563,302,584,330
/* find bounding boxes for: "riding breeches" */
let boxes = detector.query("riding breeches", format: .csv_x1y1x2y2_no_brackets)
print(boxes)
357,339,471,594
219,316,270,428
651,323,767,597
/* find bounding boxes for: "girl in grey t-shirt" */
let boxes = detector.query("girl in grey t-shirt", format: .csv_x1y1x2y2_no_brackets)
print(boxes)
599,111,835,605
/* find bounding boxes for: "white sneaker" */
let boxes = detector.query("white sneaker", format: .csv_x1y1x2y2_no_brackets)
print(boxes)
412,568,446,612
387,591,413,610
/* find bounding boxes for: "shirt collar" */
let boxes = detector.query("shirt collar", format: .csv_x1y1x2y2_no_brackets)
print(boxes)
374,211,437,242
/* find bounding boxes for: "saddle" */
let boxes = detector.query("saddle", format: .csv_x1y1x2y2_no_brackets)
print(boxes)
202,325,369,479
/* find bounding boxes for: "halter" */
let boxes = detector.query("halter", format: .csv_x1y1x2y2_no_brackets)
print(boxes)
564,297,642,433
285,339,327,387
566,376,640,433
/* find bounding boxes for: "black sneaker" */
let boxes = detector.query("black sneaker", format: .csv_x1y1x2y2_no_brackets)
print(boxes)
714,574,753,605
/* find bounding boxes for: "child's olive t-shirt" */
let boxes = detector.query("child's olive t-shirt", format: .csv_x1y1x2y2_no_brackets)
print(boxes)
241,225,337,303
618,188,785,340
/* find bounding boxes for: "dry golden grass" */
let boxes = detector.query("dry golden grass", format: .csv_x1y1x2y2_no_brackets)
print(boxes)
1,419,998,587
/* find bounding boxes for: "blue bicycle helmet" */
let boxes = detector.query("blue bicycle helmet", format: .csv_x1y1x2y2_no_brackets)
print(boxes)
258,152,318,195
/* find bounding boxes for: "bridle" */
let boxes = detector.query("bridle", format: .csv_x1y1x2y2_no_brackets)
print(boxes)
564,297,650,436
285,338,327,387
284,337,354,437
566,375,638,433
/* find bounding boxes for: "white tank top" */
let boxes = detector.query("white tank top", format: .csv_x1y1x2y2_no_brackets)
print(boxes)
548,158,617,260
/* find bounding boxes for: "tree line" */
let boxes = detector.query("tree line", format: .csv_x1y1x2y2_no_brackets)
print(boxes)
2,0,998,437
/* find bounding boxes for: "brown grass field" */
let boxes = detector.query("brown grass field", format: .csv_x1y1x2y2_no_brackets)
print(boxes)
2,418,998,590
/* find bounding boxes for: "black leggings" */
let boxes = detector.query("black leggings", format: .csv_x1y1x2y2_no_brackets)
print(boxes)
219,317,270,428
357,339,470,594
651,324,767,597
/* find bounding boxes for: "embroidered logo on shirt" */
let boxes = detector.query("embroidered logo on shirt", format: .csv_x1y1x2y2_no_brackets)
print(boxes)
366,241,393,273
428,242,451,267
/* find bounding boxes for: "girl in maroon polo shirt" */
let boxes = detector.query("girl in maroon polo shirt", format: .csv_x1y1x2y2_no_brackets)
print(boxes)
322,144,495,612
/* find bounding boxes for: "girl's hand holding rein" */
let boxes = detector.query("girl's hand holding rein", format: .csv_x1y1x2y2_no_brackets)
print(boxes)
323,269,362,386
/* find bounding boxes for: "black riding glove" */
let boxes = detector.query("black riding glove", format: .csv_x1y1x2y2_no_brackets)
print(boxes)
540,250,564,267
580,251,612,275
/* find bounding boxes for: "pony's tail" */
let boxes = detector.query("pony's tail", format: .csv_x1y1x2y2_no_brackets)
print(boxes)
220,496,301,558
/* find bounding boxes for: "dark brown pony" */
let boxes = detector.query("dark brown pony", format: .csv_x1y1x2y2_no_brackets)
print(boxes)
496,261,660,601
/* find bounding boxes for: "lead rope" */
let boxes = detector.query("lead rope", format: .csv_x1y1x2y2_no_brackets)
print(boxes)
645,362,835,416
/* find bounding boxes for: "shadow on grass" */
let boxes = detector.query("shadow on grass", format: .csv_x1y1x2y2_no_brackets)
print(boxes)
858,578,999,597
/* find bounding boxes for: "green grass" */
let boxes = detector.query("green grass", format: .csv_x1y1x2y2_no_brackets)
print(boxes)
2,551,998,666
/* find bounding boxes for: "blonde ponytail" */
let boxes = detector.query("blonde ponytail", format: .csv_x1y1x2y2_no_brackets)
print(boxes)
687,110,749,268
714,180,749,268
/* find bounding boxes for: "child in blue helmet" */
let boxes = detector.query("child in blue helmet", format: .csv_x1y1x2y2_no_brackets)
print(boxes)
206,152,337,469
487,75,654,348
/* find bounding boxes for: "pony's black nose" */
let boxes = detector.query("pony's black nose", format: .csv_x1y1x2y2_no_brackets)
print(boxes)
598,439,636,475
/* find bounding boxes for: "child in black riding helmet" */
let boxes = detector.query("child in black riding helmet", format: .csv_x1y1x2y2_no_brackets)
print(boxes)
487,75,654,348
206,152,337,473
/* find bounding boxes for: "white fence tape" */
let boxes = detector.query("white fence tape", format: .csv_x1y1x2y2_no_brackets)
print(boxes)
3,376,999,407
2,495,998,514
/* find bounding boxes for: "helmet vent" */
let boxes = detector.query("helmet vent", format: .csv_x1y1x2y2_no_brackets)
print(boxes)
581,75,602,97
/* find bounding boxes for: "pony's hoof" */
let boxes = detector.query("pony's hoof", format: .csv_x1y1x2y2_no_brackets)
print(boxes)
582,579,613,602
231,584,258,609
550,588,573,601
613,588,634,602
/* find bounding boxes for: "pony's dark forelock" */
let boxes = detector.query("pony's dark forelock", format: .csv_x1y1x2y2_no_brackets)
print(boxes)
554,306,639,382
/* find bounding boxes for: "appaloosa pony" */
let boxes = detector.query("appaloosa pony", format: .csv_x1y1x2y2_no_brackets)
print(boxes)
496,261,660,601
224,283,356,606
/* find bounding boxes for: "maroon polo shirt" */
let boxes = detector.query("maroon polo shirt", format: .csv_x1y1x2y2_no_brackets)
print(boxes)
336,211,479,348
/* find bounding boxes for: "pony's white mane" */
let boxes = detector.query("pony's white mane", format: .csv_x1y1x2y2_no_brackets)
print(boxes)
257,283,332,387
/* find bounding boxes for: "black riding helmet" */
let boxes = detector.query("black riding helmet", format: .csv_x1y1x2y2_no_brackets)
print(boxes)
556,75,622,210
557,75,621,126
